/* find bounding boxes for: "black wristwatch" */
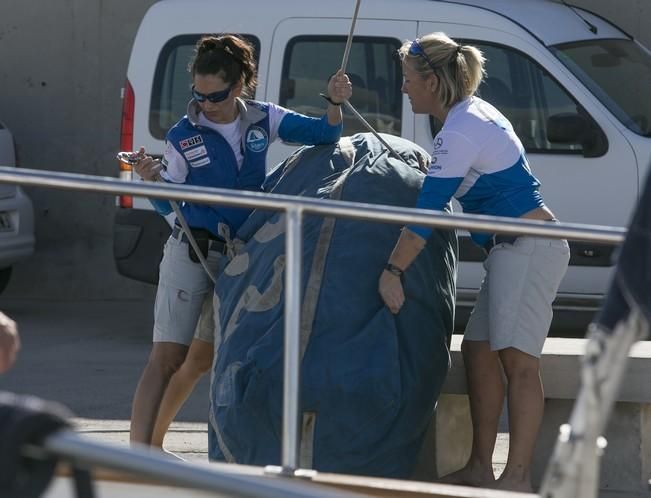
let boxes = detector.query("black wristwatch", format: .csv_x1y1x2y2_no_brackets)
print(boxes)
319,92,342,106
385,263,404,277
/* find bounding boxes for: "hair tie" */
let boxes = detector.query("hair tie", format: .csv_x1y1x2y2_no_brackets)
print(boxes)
456,45,462,55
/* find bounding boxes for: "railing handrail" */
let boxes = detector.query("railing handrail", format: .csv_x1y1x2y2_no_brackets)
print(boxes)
0,163,626,493
0,166,626,245
44,430,366,498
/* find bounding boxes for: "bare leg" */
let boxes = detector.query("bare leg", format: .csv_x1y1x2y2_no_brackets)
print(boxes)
439,340,503,487
494,347,543,493
130,342,188,445
151,338,214,447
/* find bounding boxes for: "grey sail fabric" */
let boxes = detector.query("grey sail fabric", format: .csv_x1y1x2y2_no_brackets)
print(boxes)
208,133,457,478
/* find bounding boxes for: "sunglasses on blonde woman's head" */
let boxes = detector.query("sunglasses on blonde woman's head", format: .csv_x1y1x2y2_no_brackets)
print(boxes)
408,39,438,72
191,84,233,103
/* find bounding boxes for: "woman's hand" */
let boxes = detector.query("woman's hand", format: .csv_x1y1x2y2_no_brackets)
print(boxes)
0,311,19,373
133,147,162,181
379,270,405,314
327,70,352,105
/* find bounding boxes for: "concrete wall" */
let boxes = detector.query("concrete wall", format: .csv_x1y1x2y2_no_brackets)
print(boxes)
0,0,158,300
0,0,648,300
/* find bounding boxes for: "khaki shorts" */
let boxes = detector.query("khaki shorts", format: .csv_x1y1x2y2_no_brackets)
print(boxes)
153,235,223,345
463,235,570,357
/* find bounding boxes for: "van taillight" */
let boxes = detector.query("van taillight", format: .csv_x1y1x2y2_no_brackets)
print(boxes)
119,79,135,208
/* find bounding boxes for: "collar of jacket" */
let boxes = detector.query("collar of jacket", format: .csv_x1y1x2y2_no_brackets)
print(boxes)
185,98,267,127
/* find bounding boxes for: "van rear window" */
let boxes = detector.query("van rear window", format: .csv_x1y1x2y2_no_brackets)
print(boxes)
149,34,260,139
280,35,403,137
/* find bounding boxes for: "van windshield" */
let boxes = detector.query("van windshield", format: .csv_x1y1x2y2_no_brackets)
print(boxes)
551,39,651,137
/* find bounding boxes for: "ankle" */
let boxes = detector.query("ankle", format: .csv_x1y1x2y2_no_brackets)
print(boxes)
466,457,495,478
499,466,530,483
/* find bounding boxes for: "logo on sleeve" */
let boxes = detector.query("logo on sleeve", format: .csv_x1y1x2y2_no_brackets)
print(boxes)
429,156,442,172
432,135,448,157
245,126,269,153
179,135,204,150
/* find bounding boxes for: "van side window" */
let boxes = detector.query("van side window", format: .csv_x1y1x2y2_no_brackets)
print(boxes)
430,42,606,156
280,36,402,136
149,34,260,139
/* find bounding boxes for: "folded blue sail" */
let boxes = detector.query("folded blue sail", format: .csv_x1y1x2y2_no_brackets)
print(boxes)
208,133,457,478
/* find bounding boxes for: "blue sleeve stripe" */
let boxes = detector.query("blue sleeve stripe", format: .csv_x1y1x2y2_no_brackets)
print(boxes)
278,112,342,145
407,224,433,240
416,175,461,210
406,176,462,240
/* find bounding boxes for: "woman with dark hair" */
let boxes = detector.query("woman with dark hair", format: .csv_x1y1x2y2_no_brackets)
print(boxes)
130,34,352,449
378,32,569,491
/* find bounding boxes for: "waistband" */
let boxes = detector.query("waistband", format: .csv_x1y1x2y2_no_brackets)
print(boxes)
171,226,226,254
484,234,519,254
483,218,558,254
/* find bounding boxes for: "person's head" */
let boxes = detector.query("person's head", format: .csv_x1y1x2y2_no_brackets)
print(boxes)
189,34,257,121
397,32,485,117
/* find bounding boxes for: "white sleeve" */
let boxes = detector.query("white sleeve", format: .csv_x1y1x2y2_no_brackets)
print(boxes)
265,102,289,143
159,140,188,183
428,130,480,179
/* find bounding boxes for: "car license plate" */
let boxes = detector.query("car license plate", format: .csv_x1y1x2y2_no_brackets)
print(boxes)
0,212,12,232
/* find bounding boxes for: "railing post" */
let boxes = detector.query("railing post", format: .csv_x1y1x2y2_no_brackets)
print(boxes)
281,206,303,473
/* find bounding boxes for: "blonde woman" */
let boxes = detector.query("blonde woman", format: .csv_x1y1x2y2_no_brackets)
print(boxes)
379,32,569,492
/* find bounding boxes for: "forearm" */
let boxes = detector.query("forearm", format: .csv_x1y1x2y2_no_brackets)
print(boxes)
386,228,427,272
326,102,343,126
324,69,351,126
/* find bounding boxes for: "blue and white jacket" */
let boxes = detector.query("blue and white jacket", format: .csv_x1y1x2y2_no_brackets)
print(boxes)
408,97,544,246
151,98,342,237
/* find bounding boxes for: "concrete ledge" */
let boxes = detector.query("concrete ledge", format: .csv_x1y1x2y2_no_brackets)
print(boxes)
442,335,651,402
433,335,651,497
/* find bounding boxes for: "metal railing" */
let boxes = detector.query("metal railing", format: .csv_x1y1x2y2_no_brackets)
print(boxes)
0,165,627,493
43,430,365,498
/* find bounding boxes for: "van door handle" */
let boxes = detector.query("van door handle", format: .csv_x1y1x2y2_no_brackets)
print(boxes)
569,242,617,267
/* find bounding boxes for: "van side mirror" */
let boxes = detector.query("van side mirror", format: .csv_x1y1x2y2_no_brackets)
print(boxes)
547,112,608,158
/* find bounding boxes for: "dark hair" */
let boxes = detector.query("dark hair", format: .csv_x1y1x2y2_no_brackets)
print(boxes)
190,34,257,98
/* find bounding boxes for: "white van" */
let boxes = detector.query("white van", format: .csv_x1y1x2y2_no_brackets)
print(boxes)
114,0,651,326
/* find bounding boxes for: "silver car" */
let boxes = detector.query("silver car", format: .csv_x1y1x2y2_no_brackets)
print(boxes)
0,119,35,293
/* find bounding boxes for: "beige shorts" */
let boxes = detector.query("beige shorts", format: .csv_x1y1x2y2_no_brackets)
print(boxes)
153,235,223,345
463,235,570,357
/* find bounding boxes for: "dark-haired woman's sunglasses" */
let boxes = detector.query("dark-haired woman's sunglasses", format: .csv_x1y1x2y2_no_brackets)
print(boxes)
408,39,438,72
191,84,233,103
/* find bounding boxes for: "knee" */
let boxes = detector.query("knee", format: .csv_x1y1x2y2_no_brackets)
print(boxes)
499,348,540,381
147,346,188,377
183,347,214,376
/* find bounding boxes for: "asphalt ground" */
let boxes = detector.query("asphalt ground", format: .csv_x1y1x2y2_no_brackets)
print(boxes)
0,298,508,473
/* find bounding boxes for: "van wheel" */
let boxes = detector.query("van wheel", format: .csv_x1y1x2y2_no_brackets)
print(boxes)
0,267,12,294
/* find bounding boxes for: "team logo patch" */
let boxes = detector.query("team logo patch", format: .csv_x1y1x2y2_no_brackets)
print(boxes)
190,156,211,168
245,126,269,153
179,135,204,150
429,156,442,172
184,145,208,161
